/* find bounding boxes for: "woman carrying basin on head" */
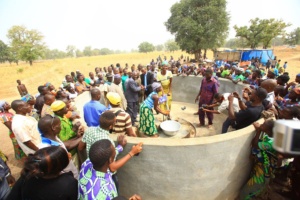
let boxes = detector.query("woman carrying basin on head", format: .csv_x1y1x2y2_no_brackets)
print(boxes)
139,82,170,137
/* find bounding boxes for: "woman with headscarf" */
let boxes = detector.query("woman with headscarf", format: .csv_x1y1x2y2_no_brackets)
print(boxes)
0,100,26,160
157,61,173,111
139,82,170,137
21,94,39,120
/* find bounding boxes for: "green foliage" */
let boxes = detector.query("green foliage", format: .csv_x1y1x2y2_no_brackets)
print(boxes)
234,18,290,49
99,48,113,55
155,44,164,51
285,27,300,46
44,48,67,59
83,46,92,56
17,67,24,73
165,40,179,52
0,40,9,63
66,45,76,57
7,25,46,65
165,0,229,59
75,49,84,57
138,42,155,53
224,37,248,49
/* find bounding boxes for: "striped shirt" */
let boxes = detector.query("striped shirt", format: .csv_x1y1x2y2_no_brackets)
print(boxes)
110,108,132,135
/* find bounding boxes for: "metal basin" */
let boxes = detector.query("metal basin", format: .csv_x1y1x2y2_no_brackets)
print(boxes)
160,120,181,136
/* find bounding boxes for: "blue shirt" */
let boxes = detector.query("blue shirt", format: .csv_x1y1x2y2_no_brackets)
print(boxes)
144,91,157,109
83,100,107,127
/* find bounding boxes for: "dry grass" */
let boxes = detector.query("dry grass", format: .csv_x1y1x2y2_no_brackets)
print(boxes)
0,46,299,102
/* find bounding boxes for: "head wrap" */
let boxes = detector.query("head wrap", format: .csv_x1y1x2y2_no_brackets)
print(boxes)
45,82,51,87
51,100,66,112
297,73,300,77
245,70,251,74
21,94,33,102
0,100,6,108
106,92,121,105
269,68,275,74
152,82,162,91
162,61,169,66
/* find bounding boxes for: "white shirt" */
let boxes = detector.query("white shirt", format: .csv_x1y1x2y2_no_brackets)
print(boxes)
12,114,41,155
266,91,275,104
217,93,240,114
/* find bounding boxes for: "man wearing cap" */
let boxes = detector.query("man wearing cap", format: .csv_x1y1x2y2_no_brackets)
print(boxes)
51,100,83,159
108,74,127,110
83,88,107,127
11,100,41,155
125,71,144,125
107,92,136,137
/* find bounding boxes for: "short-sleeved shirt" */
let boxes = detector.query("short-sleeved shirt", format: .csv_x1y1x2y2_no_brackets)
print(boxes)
78,159,117,200
75,81,89,93
234,101,264,130
199,77,219,104
217,93,240,114
110,108,132,135
234,74,245,81
221,69,230,78
83,101,107,127
157,71,172,87
11,114,41,155
56,115,77,155
82,126,123,157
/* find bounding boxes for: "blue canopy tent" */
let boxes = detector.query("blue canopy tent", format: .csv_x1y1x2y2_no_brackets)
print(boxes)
241,49,274,65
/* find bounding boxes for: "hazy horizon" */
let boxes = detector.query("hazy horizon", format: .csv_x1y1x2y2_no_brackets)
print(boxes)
1,0,299,51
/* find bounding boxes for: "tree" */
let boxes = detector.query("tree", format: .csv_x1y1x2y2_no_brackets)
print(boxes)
224,37,248,49
155,44,164,51
44,48,66,59
99,48,113,55
165,40,179,52
138,42,155,53
66,45,76,57
285,27,300,46
75,49,83,57
234,18,290,49
92,48,101,56
83,46,92,56
0,40,9,63
7,25,46,65
165,0,229,60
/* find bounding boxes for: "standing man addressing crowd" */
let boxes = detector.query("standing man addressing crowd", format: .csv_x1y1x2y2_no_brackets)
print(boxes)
195,69,219,128
83,88,106,127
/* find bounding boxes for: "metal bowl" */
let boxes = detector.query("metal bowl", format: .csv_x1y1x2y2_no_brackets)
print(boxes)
160,120,181,136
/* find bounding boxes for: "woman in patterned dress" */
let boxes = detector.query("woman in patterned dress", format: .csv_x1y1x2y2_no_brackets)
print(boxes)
239,119,278,199
139,82,170,137
0,100,26,160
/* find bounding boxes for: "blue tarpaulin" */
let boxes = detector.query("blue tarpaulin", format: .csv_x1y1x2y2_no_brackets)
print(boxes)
241,50,274,64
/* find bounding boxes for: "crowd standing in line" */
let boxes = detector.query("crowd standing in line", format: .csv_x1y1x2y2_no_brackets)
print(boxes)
0,54,299,200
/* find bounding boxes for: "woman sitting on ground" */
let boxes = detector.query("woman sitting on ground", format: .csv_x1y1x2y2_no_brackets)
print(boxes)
139,82,170,137
7,146,78,200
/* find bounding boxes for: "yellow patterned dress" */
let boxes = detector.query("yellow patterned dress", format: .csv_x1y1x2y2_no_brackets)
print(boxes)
156,70,172,111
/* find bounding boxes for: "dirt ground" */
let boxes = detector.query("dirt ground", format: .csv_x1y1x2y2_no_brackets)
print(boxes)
0,46,299,198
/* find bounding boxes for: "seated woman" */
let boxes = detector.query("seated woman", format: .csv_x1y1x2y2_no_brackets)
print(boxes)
139,82,170,137
7,146,78,200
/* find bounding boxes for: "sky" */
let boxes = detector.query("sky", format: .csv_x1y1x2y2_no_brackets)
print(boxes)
0,0,299,51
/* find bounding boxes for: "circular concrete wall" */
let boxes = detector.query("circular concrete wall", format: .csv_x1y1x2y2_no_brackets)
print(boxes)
110,77,260,200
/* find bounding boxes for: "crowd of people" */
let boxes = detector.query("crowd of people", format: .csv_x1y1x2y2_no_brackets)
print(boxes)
0,55,300,199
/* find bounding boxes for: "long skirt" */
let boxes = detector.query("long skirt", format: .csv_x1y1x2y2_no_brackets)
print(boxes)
9,131,26,160
139,103,157,136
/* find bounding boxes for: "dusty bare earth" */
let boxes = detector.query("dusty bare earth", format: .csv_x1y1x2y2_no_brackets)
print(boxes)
0,46,299,199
